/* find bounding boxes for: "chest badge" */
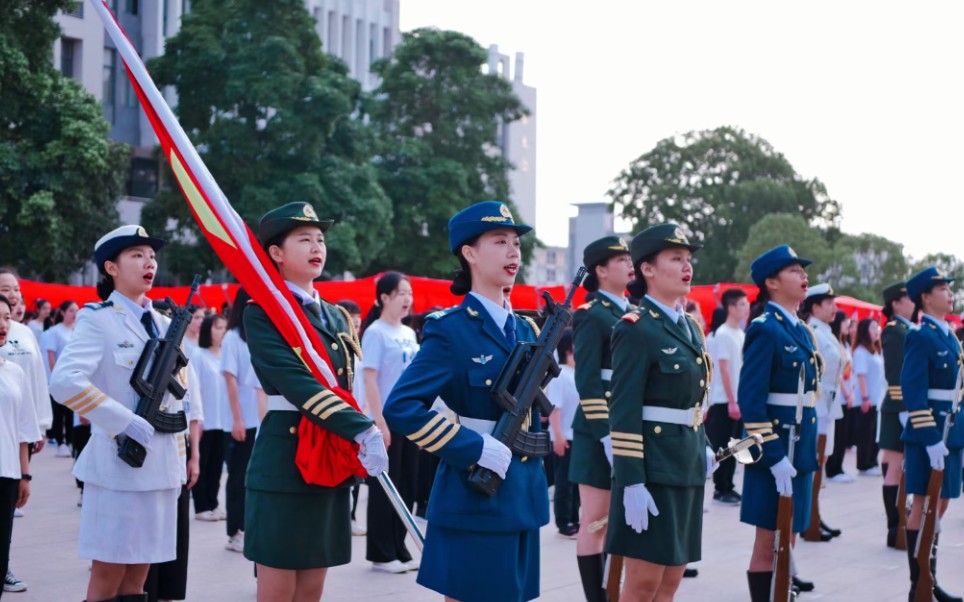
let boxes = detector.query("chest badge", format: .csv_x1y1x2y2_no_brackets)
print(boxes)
661,347,678,355
938,350,949,357
117,341,135,349
784,346,798,353
472,354,494,365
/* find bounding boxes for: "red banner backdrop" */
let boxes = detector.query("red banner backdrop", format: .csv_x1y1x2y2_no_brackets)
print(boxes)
19,277,884,329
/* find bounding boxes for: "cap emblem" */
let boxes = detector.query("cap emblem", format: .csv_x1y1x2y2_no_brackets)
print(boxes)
137,227,148,238
303,204,318,220
787,247,798,258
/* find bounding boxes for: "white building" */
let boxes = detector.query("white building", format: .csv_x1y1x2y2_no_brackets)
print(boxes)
307,0,400,91
487,45,537,230
528,245,568,286
567,202,630,280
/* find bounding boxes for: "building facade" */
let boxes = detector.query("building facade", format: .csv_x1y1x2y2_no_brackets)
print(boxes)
306,0,400,91
528,245,568,286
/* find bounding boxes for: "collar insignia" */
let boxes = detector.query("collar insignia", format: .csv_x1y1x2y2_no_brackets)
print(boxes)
472,354,494,365
648,309,660,319
938,350,949,357
466,306,479,317
784,345,798,353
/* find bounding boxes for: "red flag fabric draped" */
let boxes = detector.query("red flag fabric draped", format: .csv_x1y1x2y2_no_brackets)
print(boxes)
90,0,365,485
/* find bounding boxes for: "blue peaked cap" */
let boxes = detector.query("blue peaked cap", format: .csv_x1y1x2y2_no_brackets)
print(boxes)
448,201,532,254
906,266,954,302
750,245,813,287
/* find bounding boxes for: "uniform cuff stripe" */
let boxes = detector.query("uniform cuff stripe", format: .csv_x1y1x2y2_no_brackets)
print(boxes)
612,441,643,451
762,434,779,442
303,390,338,413
743,422,773,428
612,449,644,459
585,413,609,420
319,402,350,420
73,392,107,415
312,396,343,416
612,432,643,442
409,414,444,441
63,385,95,408
424,424,460,453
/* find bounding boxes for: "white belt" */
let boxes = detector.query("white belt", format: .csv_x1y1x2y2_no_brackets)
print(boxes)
928,389,957,402
267,395,299,412
767,393,813,408
642,405,703,429
458,416,497,435
601,369,613,381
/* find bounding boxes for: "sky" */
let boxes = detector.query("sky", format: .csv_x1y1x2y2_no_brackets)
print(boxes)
399,1,964,260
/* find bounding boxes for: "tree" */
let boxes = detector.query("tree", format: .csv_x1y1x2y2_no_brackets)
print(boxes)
733,214,833,284
823,233,910,302
146,0,391,281
367,28,530,278
608,126,841,284
911,253,964,309
0,0,127,280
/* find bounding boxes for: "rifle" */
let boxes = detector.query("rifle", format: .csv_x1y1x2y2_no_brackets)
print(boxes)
116,275,201,468
773,366,805,602
913,369,962,602
468,267,587,497
895,468,908,550
802,433,827,542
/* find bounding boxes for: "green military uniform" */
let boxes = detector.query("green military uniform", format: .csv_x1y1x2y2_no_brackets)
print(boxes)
879,283,910,452
570,236,633,491
243,202,373,570
604,224,712,566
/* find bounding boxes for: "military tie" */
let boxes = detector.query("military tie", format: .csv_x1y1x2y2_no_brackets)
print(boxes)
504,313,517,347
140,311,158,339
677,314,692,343
304,301,327,328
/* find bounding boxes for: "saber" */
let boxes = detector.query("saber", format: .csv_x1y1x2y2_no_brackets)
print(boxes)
588,434,763,534
377,473,425,552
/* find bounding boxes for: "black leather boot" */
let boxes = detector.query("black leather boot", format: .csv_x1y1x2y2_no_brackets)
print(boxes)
576,554,606,602
117,595,147,602
932,534,964,602
906,529,921,602
747,571,773,602
883,485,900,547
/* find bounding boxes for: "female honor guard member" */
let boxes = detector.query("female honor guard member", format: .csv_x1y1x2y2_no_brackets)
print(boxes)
242,202,388,602
738,246,820,602
879,281,913,548
383,201,546,602
49,226,186,602
606,224,715,601
570,235,633,602
900,267,963,602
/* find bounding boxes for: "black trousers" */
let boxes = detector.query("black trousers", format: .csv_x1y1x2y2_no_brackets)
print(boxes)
193,430,226,514
72,424,91,490
826,414,851,477
553,442,580,528
856,406,879,471
226,429,255,538
0,478,18,601
45,397,73,446
705,404,743,494
366,431,418,564
146,450,191,601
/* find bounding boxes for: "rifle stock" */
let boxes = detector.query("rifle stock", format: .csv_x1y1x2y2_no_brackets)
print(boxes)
773,494,794,602
802,434,827,542
895,469,908,550
605,554,623,601
913,468,942,602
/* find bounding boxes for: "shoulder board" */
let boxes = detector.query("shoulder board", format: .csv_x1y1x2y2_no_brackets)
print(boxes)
577,301,595,311
426,305,460,321
885,321,896,327
621,312,641,323
83,300,113,311
751,312,770,324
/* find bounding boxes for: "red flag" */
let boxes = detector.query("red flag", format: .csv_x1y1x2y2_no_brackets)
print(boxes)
90,0,366,485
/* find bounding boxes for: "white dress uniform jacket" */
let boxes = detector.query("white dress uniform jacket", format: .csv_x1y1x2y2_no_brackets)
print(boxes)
49,291,188,492
808,317,845,421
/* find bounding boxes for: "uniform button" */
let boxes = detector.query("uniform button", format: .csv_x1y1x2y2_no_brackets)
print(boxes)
812,379,816,385
521,456,528,463
331,343,339,350
944,363,948,368
809,358,814,365
696,358,703,365
700,380,705,387
812,417,816,424
793,362,798,367
485,379,492,386
654,426,662,434
674,364,680,370
289,427,297,435
337,368,344,375
773,419,780,425
605,391,612,399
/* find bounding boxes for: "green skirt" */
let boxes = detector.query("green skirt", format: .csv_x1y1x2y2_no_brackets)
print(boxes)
569,430,612,490
605,482,703,566
878,410,904,452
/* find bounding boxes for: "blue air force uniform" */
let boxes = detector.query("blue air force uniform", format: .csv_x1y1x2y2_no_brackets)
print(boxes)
900,268,964,499
739,247,821,533
383,201,547,602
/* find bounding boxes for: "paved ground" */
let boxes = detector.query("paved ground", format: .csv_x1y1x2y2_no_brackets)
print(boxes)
8,446,964,601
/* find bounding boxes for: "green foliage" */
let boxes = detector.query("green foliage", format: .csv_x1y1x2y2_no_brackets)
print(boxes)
146,0,391,280
367,28,530,278
609,126,841,284
824,233,910,302
911,253,964,309
733,214,833,283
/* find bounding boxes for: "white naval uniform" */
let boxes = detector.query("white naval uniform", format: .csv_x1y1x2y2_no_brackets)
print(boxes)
1,321,53,433
49,291,189,564
809,316,845,455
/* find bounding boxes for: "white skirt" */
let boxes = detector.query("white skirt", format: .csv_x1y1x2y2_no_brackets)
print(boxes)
78,484,179,564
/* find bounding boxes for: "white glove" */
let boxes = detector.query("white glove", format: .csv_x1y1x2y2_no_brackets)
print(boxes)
770,457,797,496
705,446,719,478
478,433,512,479
927,441,949,471
354,426,389,476
122,415,155,449
898,411,909,427
623,483,659,533
600,435,614,468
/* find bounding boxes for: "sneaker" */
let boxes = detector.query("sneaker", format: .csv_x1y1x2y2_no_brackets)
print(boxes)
859,466,882,477
404,558,420,572
13,508,23,518
827,473,856,484
56,445,72,458
713,491,742,505
351,520,366,536
214,508,227,521
372,560,409,574
195,510,218,522
4,571,26,592
225,533,244,553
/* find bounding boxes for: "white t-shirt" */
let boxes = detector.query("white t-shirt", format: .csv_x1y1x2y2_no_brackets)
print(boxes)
547,364,579,441
41,322,75,378
191,346,229,431
361,320,420,415
852,346,886,407
709,323,744,405
220,328,261,429
0,359,41,479
27,320,44,340
0,322,52,431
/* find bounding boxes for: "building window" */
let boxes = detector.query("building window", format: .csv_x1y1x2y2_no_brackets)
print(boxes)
341,15,351,62
162,0,169,36
128,158,158,198
369,24,377,65
547,250,556,263
60,38,78,79
382,26,391,58
327,11,337,53
65,1,83,17
103,48,116,122
547,269,556,282
126,0,139,15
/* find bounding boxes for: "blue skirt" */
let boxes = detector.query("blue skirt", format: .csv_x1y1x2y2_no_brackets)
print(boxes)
905,443,963,498
740,465,813,533
417,524,539,602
